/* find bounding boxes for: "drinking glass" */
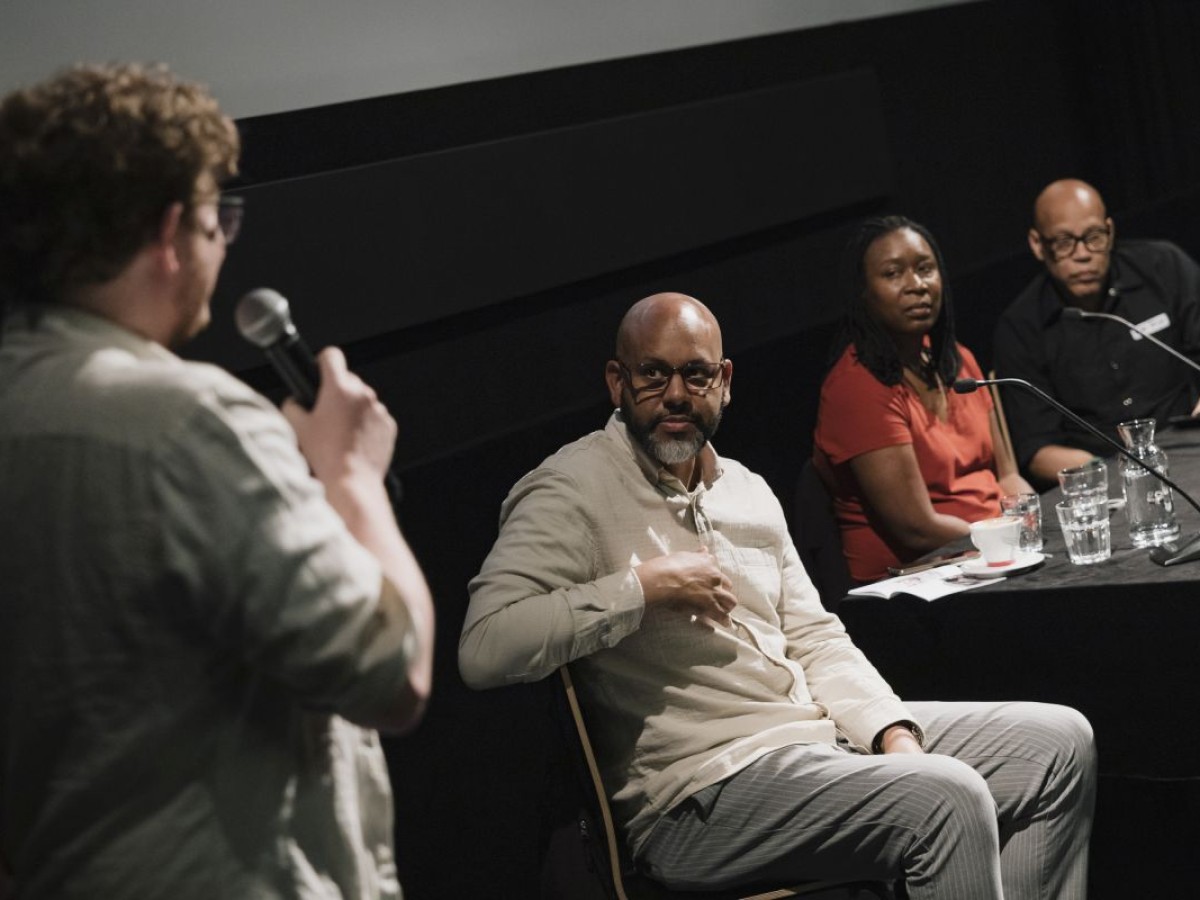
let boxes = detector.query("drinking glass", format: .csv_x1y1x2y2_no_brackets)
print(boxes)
1057,458,1108,507
1055,499,1111,565
1000,492,1043,553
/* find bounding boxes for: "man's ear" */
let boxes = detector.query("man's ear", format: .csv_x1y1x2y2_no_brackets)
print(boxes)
1027,227,1045,263
153,202,186,274
604,360,624,408
720,358,733,408
1106,216,1116,244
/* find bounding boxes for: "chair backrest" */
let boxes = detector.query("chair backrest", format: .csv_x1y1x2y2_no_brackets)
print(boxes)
553,667,894,900
557,666,637,900
792,458,852,611
987,368,1017,466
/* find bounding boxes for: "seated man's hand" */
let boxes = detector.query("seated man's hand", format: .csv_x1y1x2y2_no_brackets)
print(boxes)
635,547,737,627
879,723,925,755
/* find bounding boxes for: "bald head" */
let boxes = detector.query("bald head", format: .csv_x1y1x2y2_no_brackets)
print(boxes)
615,293,722,362
1027,179,1114,305
606,292,732,477
1033,179,1106,233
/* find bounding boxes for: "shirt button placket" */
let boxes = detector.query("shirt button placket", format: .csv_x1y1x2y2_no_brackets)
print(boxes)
691,496,712,545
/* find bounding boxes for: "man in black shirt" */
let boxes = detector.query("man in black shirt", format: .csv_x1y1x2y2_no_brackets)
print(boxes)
993,179,1200,486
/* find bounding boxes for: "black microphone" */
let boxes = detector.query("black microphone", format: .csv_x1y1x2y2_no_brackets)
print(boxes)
235,287,320,409
953,376,1200,566
1060,306,1200,377
235,287,403,508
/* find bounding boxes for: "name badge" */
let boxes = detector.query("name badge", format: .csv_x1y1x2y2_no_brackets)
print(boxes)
1131,312,1170,340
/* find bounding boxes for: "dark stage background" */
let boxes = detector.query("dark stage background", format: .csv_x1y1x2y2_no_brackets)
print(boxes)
184,1,1200,895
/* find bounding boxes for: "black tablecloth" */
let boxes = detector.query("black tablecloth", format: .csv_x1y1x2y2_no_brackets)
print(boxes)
838,426,1200,780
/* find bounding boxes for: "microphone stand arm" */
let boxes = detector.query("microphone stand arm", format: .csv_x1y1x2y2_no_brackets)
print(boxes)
1075,309,1200,376
980,377,1200,566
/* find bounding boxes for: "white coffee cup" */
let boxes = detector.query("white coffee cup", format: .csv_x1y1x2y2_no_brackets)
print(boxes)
968,516,1022,566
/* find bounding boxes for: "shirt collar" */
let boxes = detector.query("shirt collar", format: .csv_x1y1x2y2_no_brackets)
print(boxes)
1106,245,1143,296
606,409,723,493
4,302,179,364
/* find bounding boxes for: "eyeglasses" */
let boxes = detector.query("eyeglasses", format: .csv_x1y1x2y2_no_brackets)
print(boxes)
617,359,727,399
215,195,245,245
1038,225,1111,262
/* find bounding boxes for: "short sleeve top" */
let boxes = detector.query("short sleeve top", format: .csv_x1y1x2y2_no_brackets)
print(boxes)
813,343,1001,582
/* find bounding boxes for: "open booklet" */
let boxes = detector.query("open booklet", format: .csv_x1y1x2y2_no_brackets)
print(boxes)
847,565,1003,601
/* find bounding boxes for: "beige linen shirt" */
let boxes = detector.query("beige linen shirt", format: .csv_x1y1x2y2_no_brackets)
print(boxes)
461,412,915,855
0,306,412,898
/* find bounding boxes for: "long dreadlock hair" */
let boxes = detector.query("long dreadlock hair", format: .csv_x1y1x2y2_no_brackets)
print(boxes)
831,214,960,387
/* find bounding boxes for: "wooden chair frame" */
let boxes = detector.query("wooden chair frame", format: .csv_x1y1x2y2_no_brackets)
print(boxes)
987,369,1017,466
557,667,894,900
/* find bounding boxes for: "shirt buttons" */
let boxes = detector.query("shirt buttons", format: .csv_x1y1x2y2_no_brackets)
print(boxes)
1110,361,1120,370
1123,397,1133,406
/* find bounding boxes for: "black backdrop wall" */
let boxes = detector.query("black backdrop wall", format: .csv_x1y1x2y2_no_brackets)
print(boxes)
186,1,1200,895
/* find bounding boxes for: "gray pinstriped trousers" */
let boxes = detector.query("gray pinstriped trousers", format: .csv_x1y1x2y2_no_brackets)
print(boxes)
637,701,1095,899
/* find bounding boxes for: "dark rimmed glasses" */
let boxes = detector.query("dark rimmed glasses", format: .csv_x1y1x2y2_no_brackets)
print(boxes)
617,359,727,400
216,195,245,245
1038,225,1111,262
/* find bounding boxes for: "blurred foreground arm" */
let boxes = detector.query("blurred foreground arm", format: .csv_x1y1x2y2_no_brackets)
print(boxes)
284,348,434,733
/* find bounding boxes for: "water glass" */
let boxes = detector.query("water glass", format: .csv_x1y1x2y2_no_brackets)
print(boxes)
1000,492,1043,553
1057,458,1108,507
1055,499,1111,565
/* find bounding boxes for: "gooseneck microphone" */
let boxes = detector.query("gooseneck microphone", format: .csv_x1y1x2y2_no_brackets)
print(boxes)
1060,306,1200,377
954,376,1200,566
234,287,403,508
235,287,320,409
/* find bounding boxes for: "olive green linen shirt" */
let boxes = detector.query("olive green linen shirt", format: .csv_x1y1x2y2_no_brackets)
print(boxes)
0,305,412,898
461,412,915,855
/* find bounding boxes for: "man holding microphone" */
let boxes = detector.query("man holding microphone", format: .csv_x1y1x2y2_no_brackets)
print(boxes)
0,63,433,898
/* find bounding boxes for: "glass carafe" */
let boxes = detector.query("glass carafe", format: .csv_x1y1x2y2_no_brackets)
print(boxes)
1118,418,1180,548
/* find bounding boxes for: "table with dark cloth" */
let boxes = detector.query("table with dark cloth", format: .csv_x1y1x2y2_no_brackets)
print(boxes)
837,426,1200,894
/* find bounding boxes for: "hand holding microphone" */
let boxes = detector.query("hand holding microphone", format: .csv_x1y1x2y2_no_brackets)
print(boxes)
281,347,397,489
235,288,321,408
235,288,403,508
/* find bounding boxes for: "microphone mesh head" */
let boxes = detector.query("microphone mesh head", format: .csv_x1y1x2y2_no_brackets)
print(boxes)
235,288,294,348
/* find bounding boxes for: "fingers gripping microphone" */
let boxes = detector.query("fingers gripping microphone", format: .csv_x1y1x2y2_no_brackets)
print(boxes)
954,376,1200,565
1060,306,1200,377
235,287,320,408
235,287,403,509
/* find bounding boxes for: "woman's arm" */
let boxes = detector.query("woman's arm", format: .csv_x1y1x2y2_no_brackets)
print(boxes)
848,443,971,555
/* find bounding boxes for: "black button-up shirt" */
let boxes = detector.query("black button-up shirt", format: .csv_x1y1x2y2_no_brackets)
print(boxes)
994,240,1200,468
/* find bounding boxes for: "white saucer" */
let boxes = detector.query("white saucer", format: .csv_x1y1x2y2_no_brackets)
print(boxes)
960,551,1044,578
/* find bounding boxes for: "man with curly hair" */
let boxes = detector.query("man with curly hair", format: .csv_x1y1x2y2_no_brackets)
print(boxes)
0,63,433,898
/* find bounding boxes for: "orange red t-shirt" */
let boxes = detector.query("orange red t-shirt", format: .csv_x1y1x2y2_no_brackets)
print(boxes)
812,343,1002,583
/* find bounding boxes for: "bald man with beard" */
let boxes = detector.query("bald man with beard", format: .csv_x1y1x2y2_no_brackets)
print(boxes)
461,293,1095,900
994,179,1200,485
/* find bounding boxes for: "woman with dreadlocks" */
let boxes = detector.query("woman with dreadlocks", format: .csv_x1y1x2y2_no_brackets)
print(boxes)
813,215,1031,582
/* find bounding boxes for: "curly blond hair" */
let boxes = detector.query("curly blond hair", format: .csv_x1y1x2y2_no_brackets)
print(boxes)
0,62,239,306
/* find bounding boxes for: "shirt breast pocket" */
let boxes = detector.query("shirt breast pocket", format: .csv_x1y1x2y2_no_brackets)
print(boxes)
727,545,782,618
